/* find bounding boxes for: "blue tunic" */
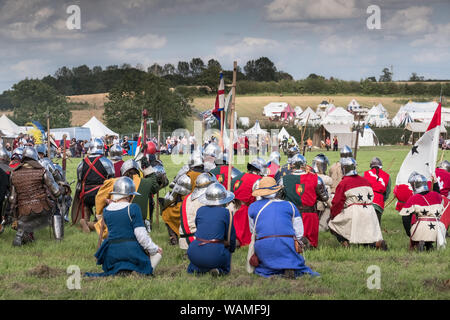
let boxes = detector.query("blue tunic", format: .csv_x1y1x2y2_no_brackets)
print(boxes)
85,203,152,277
248,199,319,278
187,206,236,275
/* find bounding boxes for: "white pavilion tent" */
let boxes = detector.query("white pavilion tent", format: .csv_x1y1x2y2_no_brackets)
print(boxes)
321,107,354,125
82,116,118,139
0,114,20,136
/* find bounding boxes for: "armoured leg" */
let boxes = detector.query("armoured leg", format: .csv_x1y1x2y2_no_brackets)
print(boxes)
51,213,64,241
13,228,25,246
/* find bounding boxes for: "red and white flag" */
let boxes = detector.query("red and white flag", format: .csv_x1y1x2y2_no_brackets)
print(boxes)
394,103,442,208
212,72,225,121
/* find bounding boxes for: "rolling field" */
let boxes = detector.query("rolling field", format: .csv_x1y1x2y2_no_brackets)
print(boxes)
0,146,449,300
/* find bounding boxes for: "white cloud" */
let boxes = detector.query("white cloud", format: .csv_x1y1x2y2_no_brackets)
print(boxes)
384,6,434,35
265,0,357,21
216,37,279,64
9,59,50,79
410,23,450,48
319,34,367,55
117,34,167,50
412,51,449,64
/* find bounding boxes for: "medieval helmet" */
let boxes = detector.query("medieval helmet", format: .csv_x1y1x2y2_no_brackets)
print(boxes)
110,176,140,200
0,146,11,163
173,174,192,196
312,154,329,174
340,157,357,176
36,144,48,157
109,144,123,161
437,160,450,173
198,182,235,206
88,138,105,155
370,157,383,169
12,147,24,161
247,157,267,174
287,146,300,160
120,159,140,176
191,173,217,200
408,171,429,194
340,145,353,158
269,151,281,166
189,150,204,168
290,154,307,170
22,146,39,161
203,143,221,159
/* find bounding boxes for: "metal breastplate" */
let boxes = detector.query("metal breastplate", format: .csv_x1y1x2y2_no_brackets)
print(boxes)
11,167,50,216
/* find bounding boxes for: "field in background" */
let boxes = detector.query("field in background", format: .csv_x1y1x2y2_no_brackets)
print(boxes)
0,146,449,300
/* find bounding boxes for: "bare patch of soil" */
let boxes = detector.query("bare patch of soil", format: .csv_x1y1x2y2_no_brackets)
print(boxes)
27,264,65,278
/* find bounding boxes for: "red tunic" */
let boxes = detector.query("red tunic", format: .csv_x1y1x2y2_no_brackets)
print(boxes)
435,168,450,198
232,173,261,246
331,175,372,219
267,162,280,178
363,168,390,209
113,160,124,178
394,181,433,212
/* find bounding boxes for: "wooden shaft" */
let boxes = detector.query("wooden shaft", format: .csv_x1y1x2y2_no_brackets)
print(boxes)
156,118,161,227
62,134,67,179
227,61,237,191
46,114,51,159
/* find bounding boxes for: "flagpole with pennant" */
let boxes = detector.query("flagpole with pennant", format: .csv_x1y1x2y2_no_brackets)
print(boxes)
227,61,237,191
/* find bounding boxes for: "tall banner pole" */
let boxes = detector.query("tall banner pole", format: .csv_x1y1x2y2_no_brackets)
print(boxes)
156,114,162,228
227,61,237,191
300,114,310,155
46,107,51,159
354,112,361,160
62,134,67,179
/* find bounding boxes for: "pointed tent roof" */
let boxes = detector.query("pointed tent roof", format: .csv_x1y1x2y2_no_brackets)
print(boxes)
278,127,290,140
358,125,379,146
244,120,267,136
321,107,354,125
263,102,288,117
82,116,118,138
299,107,320,120
0,114,20,135
348,99,360,108
294,106,303,116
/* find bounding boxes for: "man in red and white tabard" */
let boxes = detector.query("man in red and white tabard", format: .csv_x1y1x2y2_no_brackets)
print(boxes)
329,157,387,249
399,172,445,251
363,157,391,226
435,160,450,199
281,154,329,249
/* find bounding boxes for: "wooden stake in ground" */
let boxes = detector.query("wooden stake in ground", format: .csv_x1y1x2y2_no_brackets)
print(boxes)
227,61,237,191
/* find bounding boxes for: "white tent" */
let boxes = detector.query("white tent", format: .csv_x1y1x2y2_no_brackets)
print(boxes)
244,120,268,136
263,102,288,117
0,114,20,136
297,107,321,125
392,101,450,126
239,117,250,127
278,127,298,145
358,125,379,146
366,104,390,127
82,116,118,138
347,99,361,112
294,106,303,117
321,107,354,125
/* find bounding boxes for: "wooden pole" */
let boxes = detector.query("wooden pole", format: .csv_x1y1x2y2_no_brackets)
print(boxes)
156,116,162,228
62,134,67,179
227,61,237,191
301,114,310,155
46,108,51,159
354,113,361,160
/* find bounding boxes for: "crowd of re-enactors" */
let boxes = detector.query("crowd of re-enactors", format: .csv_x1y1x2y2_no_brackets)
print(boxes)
0,133,449,279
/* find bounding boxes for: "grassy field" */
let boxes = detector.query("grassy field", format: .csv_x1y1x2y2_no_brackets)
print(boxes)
0,146,449,300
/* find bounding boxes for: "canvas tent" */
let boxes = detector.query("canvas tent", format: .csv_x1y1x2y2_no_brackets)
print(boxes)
294,106,303,117
238,117,250,127
263,102,288,117
279,104,296,121
313,124,356,148
0,114,20,136
358,125,379,146
321,107,354,125
405,122,447,145
278,127,298,145
82,116,118,138
366,103,390,127
297,107,321,126
392,101,450,126
347,99,361,112
244,120,268,136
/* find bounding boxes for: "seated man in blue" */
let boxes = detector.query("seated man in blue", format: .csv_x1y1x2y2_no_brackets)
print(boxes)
248,176,319,279
187,182,236,276
86,177,163,277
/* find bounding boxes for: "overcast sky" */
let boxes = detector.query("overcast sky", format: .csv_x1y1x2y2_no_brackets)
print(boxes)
0,0,449,93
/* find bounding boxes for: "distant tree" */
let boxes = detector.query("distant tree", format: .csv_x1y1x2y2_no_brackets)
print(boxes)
409,72,425,81
366,76,377,82
190,58,206,77
148,63,163,76
306,73,325,80
120,63,132,70
244,57,277,82
379,67,393,82
106,65,119,71
275,71,293,81
92,66,103,74
10,79,71,128
207,59,222,70
163,63,176,76
0,90,13,110
177,61,191,77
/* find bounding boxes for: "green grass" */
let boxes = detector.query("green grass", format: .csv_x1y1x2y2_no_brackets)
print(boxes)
0,146,449,300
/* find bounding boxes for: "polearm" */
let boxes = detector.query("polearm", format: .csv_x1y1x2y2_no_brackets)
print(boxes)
353,111,362,160
46,107,51,159
300,114,310,156
156,113,162,227
227,61,237,191
62,134,67,179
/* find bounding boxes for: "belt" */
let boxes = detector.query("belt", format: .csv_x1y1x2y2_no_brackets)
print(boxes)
196,238,224,246
256,234,293,241
297,206,316,213
109,238,136,244
180,233,195,238
417,217,437,221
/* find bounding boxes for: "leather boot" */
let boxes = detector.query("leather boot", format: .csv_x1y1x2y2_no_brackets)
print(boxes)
375,240,388,251
13,229,25,246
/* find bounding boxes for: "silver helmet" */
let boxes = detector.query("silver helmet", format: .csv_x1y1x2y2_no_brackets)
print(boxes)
173,174,192,196
0,146,11,163
88,138,105,155
370,157,383,169
437,160,450,173
153,163,167,181
340,157,357,176
287,146,300,160
290,154,307,170
120,159,140,176
191,173,217,200
203,142,221,159
54,164,64,178
340,145,353,158
269,151,281,166
198,182,235,206
189,150,203,168
22,146,39,161
39,157,56,174
312,154,329,174
110,176,141,200
408,171,429,194
12,147,24,160
35,144,48,157
247,157,267,174
109,144,123,161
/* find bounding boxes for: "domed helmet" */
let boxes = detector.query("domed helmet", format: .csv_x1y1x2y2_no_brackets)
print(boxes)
22,146,39,162
0,146,11,163
340,157,357,176
198,182,235,206
11,147,24,161
247,157,267,174
88,138,105,155
191,173,217,200
109,144,123,161
120,159,141,176
173,174,192,196
269,151,281,166
287,146,300,161
35,144,48,157
370,157,383,169
312,154,329,174
189,150,203,168
340,145,353,158
437,160,450,173
146,141,157,155
109,176,140,201
203,143,221,159
408,171,429,194
290,154,307,170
